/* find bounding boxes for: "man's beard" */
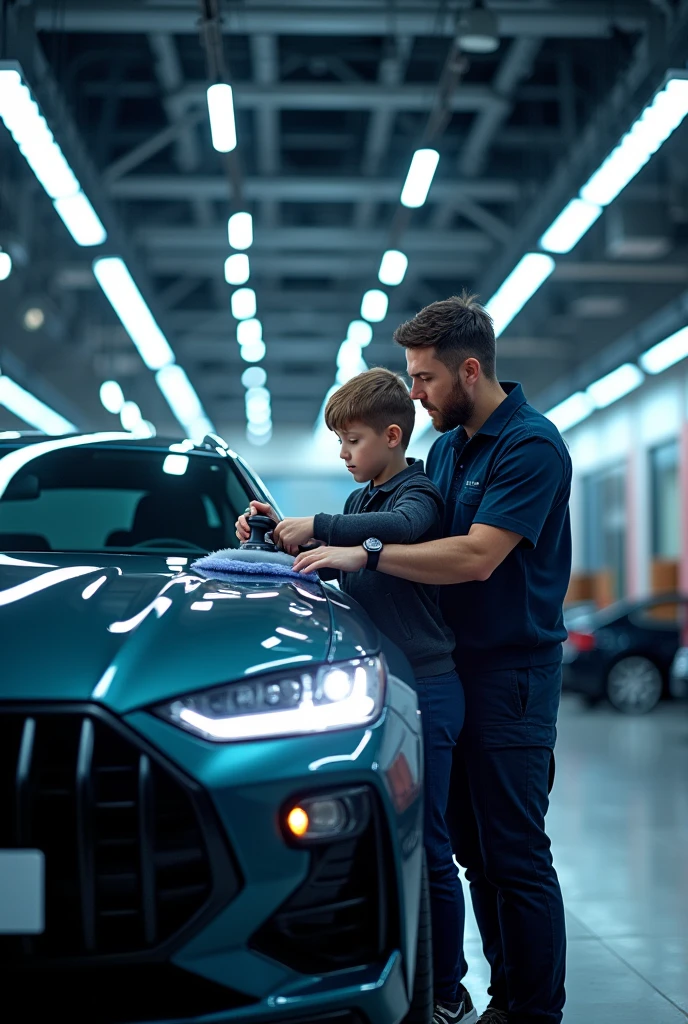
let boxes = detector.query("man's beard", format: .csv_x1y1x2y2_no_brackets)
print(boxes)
426,380,475,433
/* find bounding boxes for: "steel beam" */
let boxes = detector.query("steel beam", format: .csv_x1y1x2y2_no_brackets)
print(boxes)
110,175,522,203
34,2,652,38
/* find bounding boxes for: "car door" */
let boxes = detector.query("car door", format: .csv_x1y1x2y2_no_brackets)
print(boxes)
627,597,687,673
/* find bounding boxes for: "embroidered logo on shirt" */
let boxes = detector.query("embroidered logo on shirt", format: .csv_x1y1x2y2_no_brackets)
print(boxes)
466,479,481,488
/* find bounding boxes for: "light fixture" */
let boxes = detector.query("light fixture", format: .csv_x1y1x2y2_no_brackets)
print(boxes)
224,253,250,285
99,379,124,414
400,148,440,208
155,363,214,439
231,286,257,320
206,83,237,153
640,325,688,375
247,419,272,437
360,288,389,323
586,363,644,409
53,192,107,247
240,339,266,363
0,249,12,281
378,249,408,286
580,76,688,209
545,392,594,433
457,0,499,54
120,400,143,432
336,340,366,384
246,426,272,446
485,253,555,338
92,257,175,371
241,366,267,389
0,66,107,247
237,317,262,345
23,307,45,331
245,386,271,421
347,320,373,347
0,373,76,434
228,211,253,250
162,453,189,476
540,198,603,254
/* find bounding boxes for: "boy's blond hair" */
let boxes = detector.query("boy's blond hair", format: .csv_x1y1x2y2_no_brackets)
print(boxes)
325,367,415,449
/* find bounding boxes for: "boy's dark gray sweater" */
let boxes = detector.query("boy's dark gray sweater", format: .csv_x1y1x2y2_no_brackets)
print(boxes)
313,459,455,678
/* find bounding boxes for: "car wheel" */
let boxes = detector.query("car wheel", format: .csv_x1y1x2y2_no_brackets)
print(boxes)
606,656,663,714
403,853,433,1024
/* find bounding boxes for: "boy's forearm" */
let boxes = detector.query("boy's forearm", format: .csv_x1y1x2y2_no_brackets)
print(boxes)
314,508,433,547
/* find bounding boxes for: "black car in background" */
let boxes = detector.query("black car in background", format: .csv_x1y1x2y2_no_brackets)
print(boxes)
562,594,687,714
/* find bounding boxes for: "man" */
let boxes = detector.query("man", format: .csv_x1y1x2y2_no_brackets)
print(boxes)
293,293,571,1024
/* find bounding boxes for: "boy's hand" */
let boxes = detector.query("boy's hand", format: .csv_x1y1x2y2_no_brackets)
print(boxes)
235,500,278,543
292,545,367,575
273,516,316,555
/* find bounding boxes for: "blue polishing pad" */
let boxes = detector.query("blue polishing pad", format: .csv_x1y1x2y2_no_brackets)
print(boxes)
191,553,316,581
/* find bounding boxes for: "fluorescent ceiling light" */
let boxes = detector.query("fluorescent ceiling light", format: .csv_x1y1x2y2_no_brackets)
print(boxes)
400,148,440,208
336,340,367,384
0,251,11,281
485,253,555,338
640,325,688,375
540,198,602,254
231,287,257,320
247,418,272,437
240,339,266,363
228,211,253,250
53,191,106,247
586,362,644,409
245,386,271,421
120,400,143,432
347,320,373,347
93,257,174,370
206,83,237,153
378,249,408,286
581,76,688,208
224,253,250,285
0,66,107,246
247,426,272,446
360,288,388,323
241,366,267,389
162,454,189,476
156,363,214,438
0,373,77,434
545,392,594,433
100,379,124,414
237,317,261,344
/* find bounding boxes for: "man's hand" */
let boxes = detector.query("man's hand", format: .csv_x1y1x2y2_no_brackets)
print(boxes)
235,500,278,543
272,517,316,555
292,544,367,575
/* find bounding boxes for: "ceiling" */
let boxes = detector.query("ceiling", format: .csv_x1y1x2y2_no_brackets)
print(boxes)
1,0,688,454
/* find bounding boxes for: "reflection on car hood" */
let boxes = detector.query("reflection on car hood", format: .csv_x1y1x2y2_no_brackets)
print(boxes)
0,552,341,713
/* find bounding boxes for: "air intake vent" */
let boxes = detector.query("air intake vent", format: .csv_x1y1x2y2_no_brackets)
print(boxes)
0,706,239,964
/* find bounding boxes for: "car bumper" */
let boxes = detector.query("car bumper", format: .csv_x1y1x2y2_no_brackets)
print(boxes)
0,675,423,1024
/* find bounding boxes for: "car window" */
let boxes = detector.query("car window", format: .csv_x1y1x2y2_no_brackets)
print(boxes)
628,599,686,630
0,446,254,553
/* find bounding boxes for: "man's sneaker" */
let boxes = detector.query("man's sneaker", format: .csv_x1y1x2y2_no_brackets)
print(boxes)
433,986,478,1024
476,1008,508,1024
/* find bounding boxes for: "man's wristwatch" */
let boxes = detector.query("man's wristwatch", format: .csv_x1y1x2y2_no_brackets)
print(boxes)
363,537,383,571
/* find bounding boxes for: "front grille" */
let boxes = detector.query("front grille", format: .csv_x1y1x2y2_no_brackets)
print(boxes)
0,706,239,964
252,788,397,973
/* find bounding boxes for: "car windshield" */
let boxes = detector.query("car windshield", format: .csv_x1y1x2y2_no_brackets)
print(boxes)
0,445,254,553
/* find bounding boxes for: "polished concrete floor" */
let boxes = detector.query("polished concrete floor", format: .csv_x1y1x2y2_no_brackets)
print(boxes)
461,695,688,1022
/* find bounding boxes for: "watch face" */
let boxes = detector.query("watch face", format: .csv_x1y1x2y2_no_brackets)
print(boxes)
365,537,383,552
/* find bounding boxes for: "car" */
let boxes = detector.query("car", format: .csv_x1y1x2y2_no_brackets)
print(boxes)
0,432,431,1024
562,592,687,714
669,645,688,700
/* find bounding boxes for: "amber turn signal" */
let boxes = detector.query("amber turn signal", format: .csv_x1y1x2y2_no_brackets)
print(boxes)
286,806,309,837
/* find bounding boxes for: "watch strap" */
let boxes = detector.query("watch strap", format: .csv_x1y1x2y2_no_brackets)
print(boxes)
366,546,381,571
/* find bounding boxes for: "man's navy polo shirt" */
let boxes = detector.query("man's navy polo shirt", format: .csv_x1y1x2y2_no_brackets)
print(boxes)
426,382,572,670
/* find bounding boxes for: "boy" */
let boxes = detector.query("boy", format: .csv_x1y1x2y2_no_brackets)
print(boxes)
236,368,476,1024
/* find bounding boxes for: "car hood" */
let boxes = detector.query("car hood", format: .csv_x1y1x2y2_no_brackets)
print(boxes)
0,552,371,713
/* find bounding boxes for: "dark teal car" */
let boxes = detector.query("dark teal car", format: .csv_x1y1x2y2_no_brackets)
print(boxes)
0,433,430,1024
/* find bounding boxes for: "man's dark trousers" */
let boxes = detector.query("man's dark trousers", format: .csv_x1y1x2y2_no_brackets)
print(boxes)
447,660,566,1024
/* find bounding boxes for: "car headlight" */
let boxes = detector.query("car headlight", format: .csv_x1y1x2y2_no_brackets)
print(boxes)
154,657,386,742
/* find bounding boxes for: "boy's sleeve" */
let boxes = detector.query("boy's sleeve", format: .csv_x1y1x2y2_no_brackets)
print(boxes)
313,485,442,546
473,435,568,548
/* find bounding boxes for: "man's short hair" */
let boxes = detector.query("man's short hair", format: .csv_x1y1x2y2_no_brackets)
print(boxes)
325,367,415,449
393,291,496,380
